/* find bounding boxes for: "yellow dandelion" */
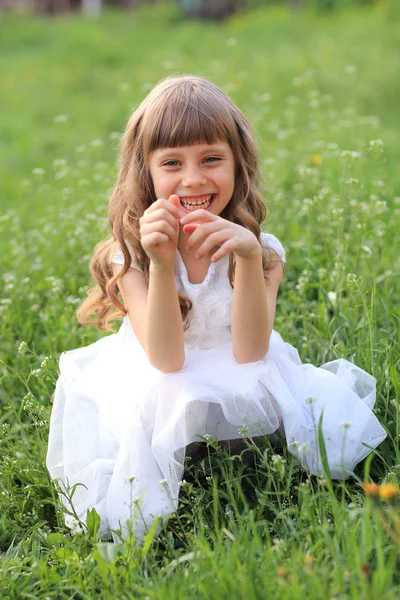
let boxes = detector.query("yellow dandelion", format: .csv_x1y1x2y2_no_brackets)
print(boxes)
379,483,399,501
304,554,314,565
362,481,381,497
311,153,323,165
277,566,287,577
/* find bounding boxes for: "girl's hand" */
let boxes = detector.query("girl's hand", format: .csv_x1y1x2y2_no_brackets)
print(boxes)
180,209,261,262
139,195,183,269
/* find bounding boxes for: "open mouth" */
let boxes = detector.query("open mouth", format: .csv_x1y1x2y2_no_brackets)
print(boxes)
179,193,216,212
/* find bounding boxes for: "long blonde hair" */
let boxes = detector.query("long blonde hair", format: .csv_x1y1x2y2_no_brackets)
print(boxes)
77,74,280,332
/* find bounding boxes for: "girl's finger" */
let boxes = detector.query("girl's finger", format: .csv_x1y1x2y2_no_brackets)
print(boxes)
140,209,178,230
210,238,238,263
182,223,200,235
184,220,224,249
194,230,232,259
145,198,181,219
144,231,170,246
140,220,177,242
179,208,218,226
168,194,185,218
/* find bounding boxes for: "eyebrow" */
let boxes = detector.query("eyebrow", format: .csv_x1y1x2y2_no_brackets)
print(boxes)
155,144,228,157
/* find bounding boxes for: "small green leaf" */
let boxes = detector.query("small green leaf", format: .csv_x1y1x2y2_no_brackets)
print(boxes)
317,410,333,489
141,515,161,560
165,551,203,573
86,507,101,538
46,533,64,547
96,542,120,564
55,547,80,564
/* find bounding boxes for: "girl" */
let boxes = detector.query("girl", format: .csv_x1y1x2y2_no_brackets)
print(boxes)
46,74,387,544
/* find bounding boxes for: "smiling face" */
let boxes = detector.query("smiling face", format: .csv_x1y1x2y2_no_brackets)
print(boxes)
148,142,236,217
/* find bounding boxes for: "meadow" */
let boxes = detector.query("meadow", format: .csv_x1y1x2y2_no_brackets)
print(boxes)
0,1,399,597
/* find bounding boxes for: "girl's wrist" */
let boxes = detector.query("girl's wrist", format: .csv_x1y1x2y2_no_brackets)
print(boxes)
235,245,263,262
149,259,175,276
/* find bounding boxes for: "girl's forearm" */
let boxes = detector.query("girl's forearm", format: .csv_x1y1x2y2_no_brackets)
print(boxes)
231,250,270,363
145,263,185,373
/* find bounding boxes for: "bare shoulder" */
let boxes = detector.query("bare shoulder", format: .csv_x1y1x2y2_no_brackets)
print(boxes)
111,264,148,302
112,263,147,290
264,259,285,290
111,265,149,351
263,260,284,334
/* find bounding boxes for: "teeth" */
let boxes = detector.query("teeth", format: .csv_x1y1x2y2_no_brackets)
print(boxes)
182,199,211,211
180,194,214,210
181,195,212,205
183,200,209,206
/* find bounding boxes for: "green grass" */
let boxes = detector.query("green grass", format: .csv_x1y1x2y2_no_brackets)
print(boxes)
0,2,400,598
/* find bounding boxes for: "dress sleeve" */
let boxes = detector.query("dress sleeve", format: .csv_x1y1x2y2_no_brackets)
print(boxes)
260,232,286,263
109,241,143,272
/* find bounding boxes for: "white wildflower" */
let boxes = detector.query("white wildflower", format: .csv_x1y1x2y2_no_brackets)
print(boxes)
17,341,28,355
361,246,372,255
346,273,358,285
298,443,310,453
52,158,67,169
369,139,384,150
327,291,337,306
109,132,122,141
272,538,285,552
341,150,361,159
41,357,50,368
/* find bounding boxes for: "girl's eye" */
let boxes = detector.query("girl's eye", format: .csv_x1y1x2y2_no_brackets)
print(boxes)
204,156,221,163
163,160,180,167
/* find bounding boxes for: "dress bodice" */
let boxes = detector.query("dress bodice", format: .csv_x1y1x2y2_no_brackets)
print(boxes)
175,250,233,349
111,232,286,351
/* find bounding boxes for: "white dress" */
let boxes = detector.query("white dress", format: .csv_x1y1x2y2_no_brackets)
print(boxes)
46,232,387,543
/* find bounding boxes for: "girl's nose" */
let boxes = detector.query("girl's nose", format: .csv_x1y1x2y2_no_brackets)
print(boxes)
182,167,207,188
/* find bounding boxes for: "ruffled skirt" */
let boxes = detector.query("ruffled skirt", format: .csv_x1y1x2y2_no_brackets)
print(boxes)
46,316,386,543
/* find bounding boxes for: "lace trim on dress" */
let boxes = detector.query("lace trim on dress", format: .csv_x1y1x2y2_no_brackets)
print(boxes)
110,241,142,272
260,232,286,263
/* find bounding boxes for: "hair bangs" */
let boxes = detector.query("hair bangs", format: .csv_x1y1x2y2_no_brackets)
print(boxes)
143,93,233,154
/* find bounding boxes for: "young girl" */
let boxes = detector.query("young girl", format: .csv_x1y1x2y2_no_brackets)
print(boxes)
46,74,387,544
